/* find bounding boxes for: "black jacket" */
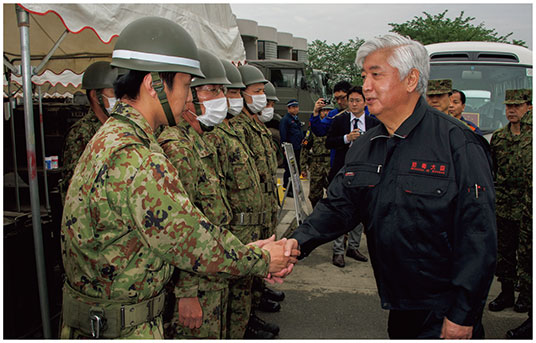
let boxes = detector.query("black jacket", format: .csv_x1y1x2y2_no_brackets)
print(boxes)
291,97,496,326
325,111,380,183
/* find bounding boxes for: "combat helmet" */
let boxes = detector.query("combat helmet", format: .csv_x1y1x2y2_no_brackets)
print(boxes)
426,79,452,95
220,59,245,89
111,16,204,126
238,64,268,87
82,61,118,116
190,49,231,120
264,81,279,102
504,89,532,104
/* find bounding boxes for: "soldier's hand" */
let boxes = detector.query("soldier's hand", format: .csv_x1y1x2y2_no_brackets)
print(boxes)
247,234,276,249
178,297,203,329
313,98,325,116
263,238,300,273
265,263,295,284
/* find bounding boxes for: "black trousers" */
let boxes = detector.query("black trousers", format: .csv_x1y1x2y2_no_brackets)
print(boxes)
387,309,484,339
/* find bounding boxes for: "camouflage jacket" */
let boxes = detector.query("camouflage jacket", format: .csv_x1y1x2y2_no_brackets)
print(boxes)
61,102,269,304
520,111,533,219
205,121,265,243
231,112,279,228
158,120,233,296
59,108,102,202
490,116,531,220
300,129,330,171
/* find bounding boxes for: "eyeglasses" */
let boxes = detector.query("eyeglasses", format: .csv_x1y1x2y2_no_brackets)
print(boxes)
196,85,226,97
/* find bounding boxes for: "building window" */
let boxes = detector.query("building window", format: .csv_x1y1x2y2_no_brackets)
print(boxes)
258,41,265,60
292,50,298,61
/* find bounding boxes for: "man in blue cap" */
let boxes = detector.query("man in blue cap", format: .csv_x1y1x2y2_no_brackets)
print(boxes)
280,99,304,197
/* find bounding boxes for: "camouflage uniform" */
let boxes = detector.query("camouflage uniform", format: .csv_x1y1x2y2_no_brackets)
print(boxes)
59,109,102,203
205,121,266,338
231,111,280,316
518,110,532,306
490,90,532,292
426,79,452,95
60,102,270,339
158,119,233,339
300,128,330,208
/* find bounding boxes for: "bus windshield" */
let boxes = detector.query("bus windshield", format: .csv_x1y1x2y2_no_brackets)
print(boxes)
429,63,532,133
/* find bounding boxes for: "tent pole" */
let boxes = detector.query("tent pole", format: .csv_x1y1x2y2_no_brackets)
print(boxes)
7,73,21,212
16,5,52,338
38,86,51,212
34,29,69,75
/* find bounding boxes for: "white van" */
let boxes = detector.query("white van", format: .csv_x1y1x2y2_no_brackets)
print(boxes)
425,42,532,136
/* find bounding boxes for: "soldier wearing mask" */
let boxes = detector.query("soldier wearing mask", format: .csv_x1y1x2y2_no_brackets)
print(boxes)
157,49,233,339
59,61,118,203
60,17,297,339
204,60,279,339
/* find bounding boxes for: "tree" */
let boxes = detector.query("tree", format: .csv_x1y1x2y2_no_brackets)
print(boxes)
389,10,527,47
307,37,365,90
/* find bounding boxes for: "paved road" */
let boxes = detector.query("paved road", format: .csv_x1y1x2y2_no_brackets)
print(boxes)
261,170,528,339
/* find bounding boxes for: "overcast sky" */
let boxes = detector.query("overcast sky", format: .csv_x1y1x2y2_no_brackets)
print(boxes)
231,3,533,49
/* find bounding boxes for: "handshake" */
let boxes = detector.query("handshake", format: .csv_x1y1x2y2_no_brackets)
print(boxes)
247,235,300,284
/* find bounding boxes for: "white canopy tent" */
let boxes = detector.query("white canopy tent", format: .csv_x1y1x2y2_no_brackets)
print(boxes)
3,4,246,338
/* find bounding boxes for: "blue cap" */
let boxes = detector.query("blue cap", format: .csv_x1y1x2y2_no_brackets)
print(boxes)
287,99,299,107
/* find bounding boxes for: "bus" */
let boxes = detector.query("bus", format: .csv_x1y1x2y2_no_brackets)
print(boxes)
425,41,532,138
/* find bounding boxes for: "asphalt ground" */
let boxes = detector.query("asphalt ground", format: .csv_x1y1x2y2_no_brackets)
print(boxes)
260,169,530,340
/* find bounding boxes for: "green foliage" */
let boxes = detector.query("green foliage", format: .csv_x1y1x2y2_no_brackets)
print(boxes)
307,37,365,89
389,10,527,48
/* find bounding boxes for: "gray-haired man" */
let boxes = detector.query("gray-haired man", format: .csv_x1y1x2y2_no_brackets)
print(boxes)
287,34,496,339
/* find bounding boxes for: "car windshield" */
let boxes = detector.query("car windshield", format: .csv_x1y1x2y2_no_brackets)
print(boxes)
430,63,532,133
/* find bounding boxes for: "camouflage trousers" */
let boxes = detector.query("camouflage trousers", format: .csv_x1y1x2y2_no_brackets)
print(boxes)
518,213,533,304
227,276,253,338
164,288,229,339
60,317,165,339
308,158,330,208
495,216,521,283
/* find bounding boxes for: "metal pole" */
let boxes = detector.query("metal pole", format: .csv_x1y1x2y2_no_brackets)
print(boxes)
16,5,51,338
7,73,21,212
38,86,51,212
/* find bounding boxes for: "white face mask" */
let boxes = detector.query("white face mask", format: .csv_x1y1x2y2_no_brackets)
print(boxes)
197,97,228,127
244,93,267,113
227,97,243,116
104,95,117,114
258,107,274,123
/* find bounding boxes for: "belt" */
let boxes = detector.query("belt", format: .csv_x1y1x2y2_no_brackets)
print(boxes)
62,282,165,338
230,211,267,226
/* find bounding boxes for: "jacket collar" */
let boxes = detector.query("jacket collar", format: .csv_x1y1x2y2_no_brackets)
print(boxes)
371,96,426,140
113,101,155,141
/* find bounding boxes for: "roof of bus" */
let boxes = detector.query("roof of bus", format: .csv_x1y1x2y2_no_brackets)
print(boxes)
425,41,532,65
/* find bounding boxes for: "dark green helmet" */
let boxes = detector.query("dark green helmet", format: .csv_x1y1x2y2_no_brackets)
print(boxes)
110,16,204,78
220,59,245,89
238,64,268,86
82,61,118,90
191,49,231,87
264,81,279,102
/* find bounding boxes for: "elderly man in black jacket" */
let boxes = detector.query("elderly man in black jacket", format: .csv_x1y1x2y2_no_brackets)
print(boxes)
286,34,496,339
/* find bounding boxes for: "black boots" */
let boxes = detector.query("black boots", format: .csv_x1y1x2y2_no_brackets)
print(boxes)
489,281,515,311
506,317,532,339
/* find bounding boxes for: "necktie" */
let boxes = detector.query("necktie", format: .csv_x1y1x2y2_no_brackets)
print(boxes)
353,118,358,130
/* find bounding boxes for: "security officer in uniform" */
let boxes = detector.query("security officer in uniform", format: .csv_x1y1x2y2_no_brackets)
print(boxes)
205,60,279,339
300,104,332,208
280,99,305,197
286,34,496,339
489,89,532,314
59,61,118,203
60,17,296,339
158,49,232,339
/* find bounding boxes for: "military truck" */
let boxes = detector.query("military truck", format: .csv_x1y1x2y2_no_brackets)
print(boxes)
246,59,330,164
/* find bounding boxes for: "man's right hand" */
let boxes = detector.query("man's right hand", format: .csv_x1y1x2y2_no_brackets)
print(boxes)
178,297,203,329
263,238,300,273
313,98,326,116
347,129,361,142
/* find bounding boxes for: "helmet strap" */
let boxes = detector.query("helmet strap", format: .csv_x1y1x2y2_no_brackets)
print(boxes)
191,87,213,132
151,72,176,127
95,89,110,117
